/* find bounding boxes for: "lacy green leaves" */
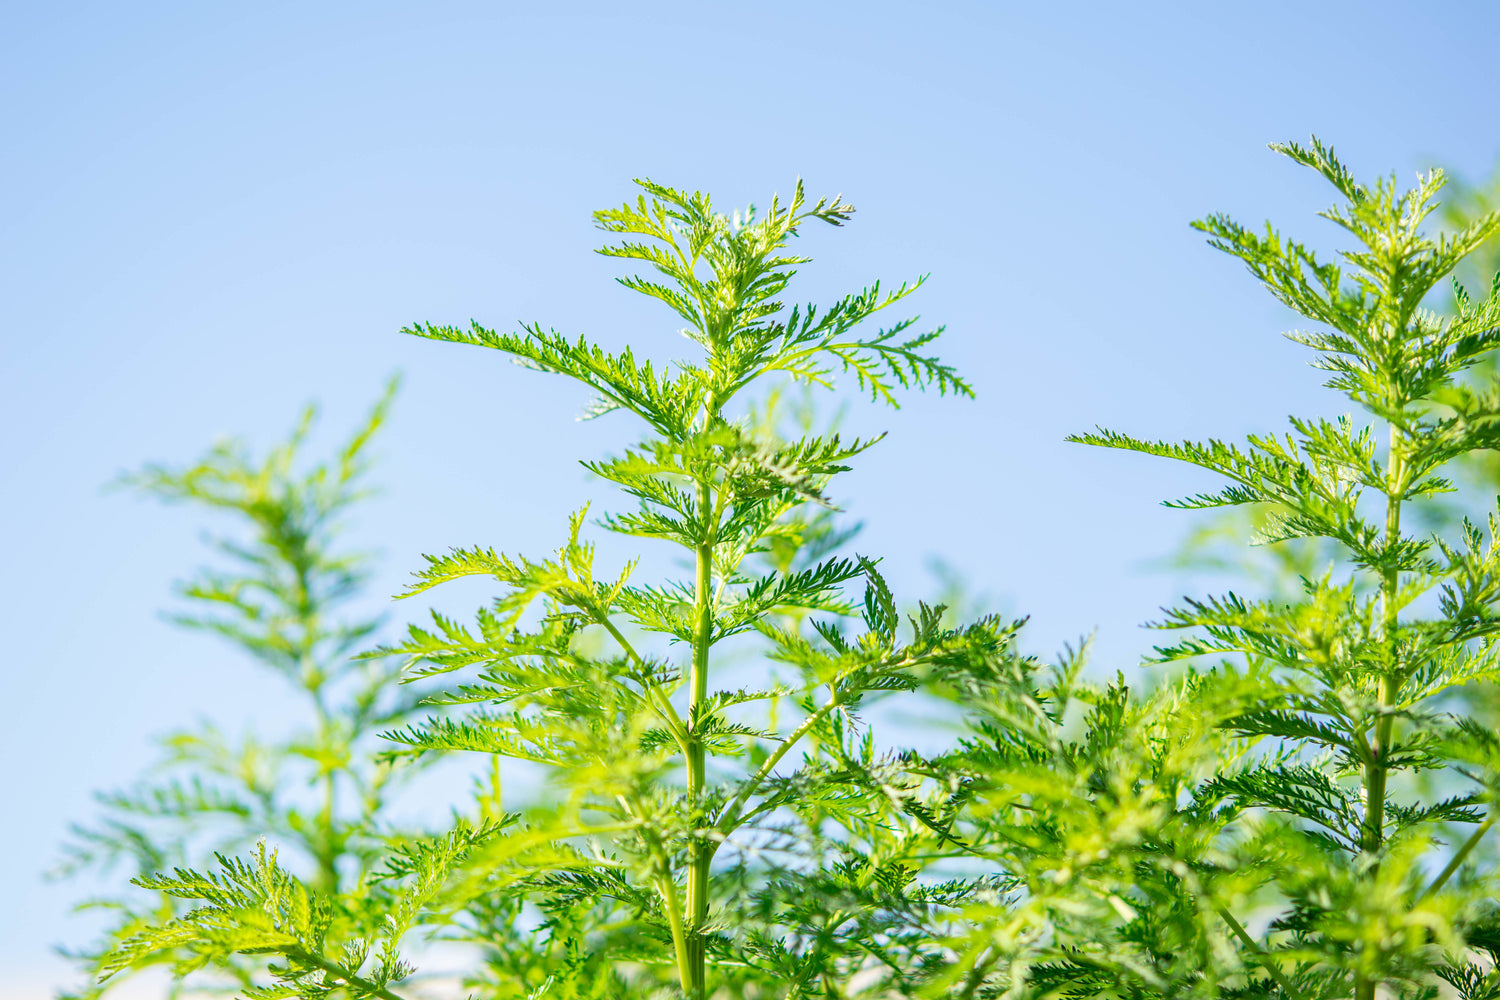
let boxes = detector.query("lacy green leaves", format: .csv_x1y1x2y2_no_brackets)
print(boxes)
406,179,969,423
379,179,1004,997
103,828,487,1000
76,152,1500,1000
1073,139,1500,1000
120,379,398,686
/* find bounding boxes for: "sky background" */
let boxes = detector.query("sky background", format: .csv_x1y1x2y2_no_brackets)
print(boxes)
5,1,1500,995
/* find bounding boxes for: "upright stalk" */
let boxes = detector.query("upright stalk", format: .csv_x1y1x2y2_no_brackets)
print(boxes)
683,432,718,998
1356,416,1403,1000
306,648,341,895
317,769,338,892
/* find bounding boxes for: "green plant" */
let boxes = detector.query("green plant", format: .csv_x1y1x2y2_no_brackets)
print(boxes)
1062,139,1500,1000
1163,155,1500,604
57,382,430,998
82,145,1500,1000
91,181,1016,998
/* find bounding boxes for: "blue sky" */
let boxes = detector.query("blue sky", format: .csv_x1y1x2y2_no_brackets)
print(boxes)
5,1,1500,993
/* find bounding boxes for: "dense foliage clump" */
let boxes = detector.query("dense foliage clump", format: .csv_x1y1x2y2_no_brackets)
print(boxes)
65,142,1500,1000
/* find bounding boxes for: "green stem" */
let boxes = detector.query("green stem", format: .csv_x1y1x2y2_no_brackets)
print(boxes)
619,793,693,988
717,689,840,835
1422,815,1494,900
684,473,716,999
596,614,691,754
298,951,410,1000
318,769,338,893
1218,906,1305,1000
957,947,999,1000
659,870,694,990
1357,417,1404,1000
481,755,504,821
304,642,340,896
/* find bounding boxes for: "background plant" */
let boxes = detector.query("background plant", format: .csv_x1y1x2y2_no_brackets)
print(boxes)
56,381,440,999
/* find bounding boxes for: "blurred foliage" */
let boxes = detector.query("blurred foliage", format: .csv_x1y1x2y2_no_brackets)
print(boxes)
55,379,446,999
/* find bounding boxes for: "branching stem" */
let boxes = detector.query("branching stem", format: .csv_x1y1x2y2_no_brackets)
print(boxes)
717,686,841,835
1217,906,1306,1000
297,951,410,1000
1357,408,1405,1000
619,794,693,987
595,613,690,753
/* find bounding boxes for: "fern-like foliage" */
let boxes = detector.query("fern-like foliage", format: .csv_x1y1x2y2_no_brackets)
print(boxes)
87,153,1500,1000
1063,139,1500,1000
57,381,440,999
94,180,1008,1000
386,181,1006,998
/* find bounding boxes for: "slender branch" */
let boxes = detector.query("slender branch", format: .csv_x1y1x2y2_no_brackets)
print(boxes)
718,646,935,834
617,794,693,986
1218,906,1306,1000
594,612,690,752
1357,389,1406,1000
717,687,841,834
957,946,999,1000
656,868,693,990
1422,815,1494,900
297,951,410,1000
316,768,339,893
480,755,504,821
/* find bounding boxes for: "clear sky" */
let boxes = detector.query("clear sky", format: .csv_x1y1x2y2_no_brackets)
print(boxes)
5,1,1500,994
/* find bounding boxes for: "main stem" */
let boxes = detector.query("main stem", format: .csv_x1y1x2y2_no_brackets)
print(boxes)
304,642,341,895
684,469,716,998
317,768,338,892
1355,419,1403,1000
